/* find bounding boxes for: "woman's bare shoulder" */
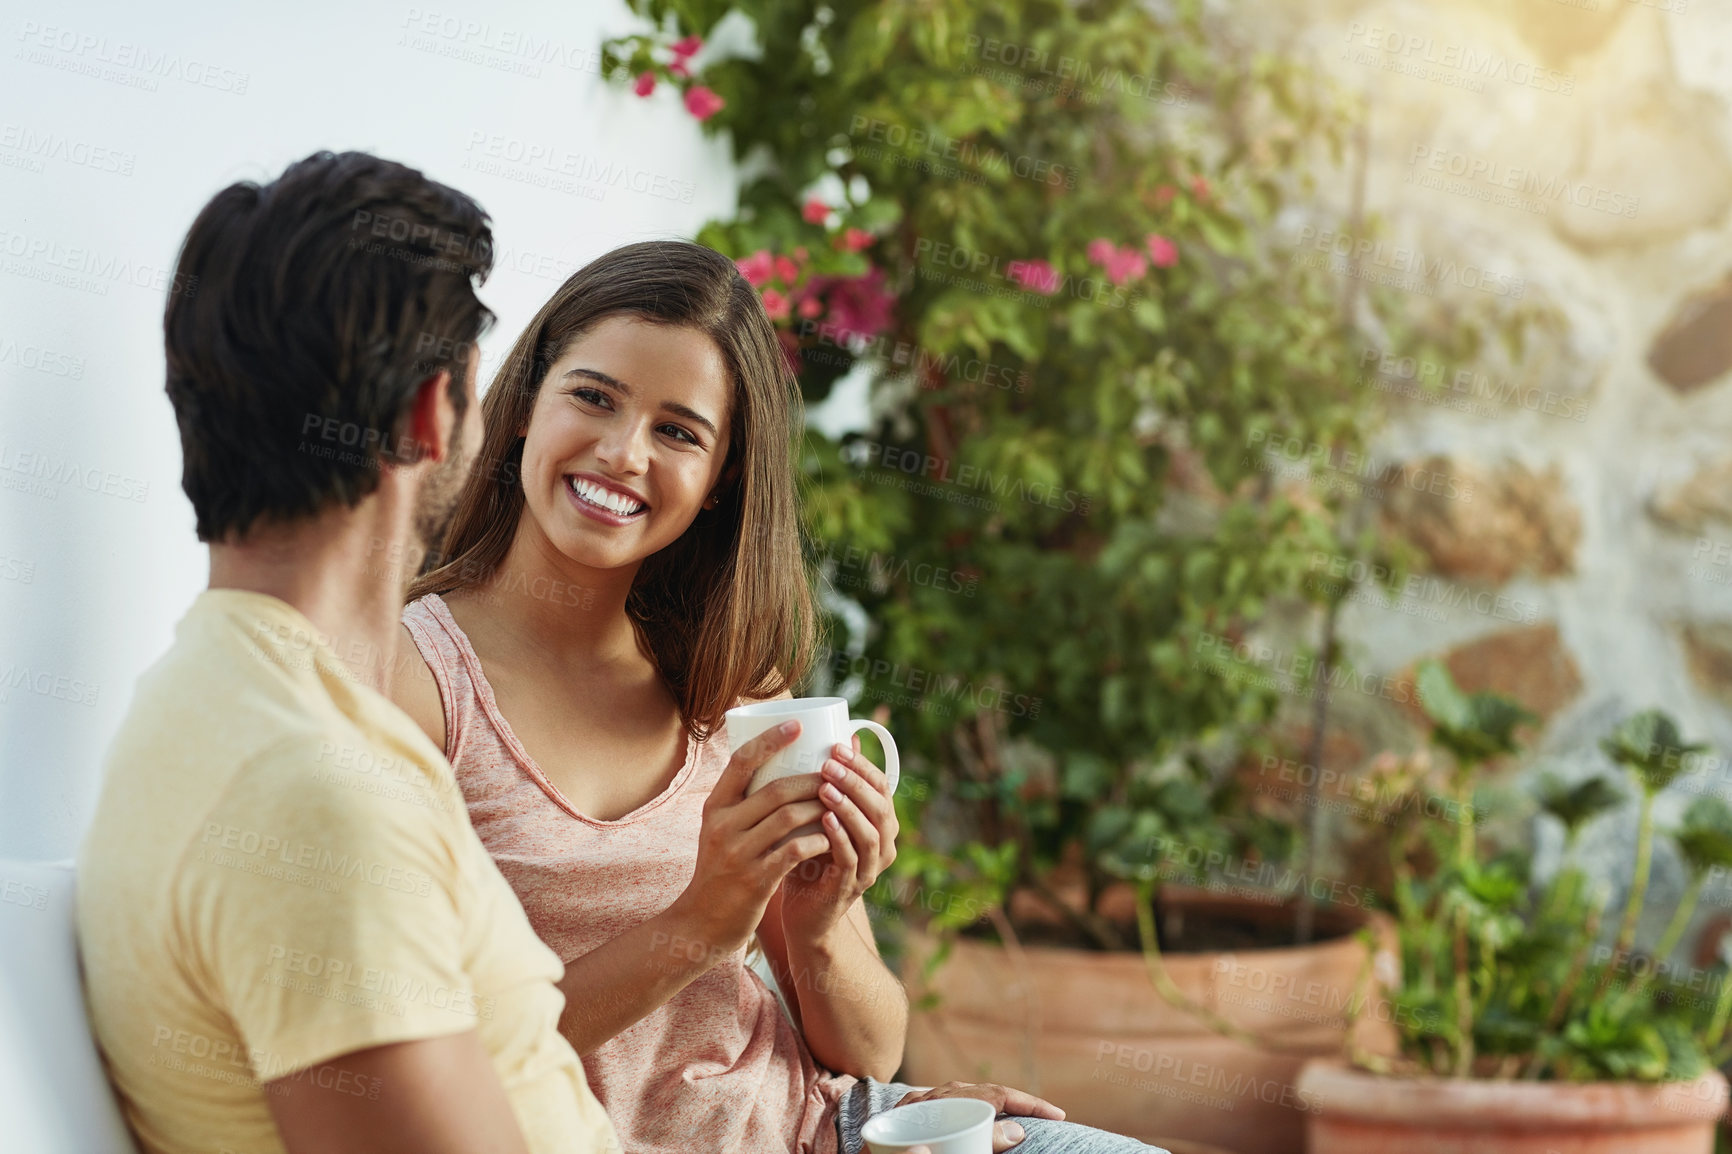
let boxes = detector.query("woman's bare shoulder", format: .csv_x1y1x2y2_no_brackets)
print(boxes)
391,620,448,755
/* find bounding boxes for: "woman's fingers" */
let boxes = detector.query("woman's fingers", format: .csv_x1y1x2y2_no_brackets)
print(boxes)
731,770,824,830
741,799,828,859
819,803,861,884
709,721,801,809
818,778,879,875
771,831,834,875
829,740,893,799
821,754,893,824
822,748,896,829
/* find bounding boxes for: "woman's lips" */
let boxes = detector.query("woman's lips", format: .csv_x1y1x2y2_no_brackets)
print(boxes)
564,475,648,525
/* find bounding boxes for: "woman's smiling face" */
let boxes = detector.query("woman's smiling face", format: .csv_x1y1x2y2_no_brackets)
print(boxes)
518,314,733,572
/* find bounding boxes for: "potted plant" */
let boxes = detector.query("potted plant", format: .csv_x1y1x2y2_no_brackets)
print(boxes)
1299,662,1732,1152
595,4,1532,1153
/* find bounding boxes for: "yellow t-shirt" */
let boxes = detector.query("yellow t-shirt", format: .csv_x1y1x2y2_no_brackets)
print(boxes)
76,588,619,1154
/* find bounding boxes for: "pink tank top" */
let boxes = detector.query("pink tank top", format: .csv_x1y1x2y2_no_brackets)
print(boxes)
403,594,853,1154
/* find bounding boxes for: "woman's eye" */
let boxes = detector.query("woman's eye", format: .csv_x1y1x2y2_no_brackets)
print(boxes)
660,424,699,446
572,386,609,407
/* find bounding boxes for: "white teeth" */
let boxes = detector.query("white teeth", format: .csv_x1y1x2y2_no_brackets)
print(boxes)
568,477,645,517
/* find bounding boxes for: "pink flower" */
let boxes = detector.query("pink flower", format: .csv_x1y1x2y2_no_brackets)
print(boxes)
840,227,874,252
1153,184,1176,207
1191,175,1210,200
633,71,657,97
808,266,895,339
684,85,725,120
760,289,790,321
1103,249,1147,286
669,58,691,79
802,197,831,225
671,35,703,59
1145,233,1179,269
797,295,823,319
774,255,800,284
736,249,774,287
1008,259,1060,295
793,245,809,261
1085,240,1146,285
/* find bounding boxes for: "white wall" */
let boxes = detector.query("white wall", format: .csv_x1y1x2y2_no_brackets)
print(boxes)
0,0,738,860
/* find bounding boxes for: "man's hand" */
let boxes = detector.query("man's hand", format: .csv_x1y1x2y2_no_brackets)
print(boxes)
893,1081,1066,1150
895,1081,1067,1152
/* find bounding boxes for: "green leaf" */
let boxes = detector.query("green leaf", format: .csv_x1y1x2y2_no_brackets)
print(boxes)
1415,659,1534,766
1674,796,1732,880
1534,773,1625,840
1132,297,1166,333
1601,710,1708,795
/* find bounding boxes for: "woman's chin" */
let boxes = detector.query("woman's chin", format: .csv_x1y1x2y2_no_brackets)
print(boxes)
546,527,656,573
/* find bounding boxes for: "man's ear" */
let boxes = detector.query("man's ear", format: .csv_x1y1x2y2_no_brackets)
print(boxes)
403,370,455,463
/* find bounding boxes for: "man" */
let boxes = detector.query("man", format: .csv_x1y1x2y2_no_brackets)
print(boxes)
76,150,621,1154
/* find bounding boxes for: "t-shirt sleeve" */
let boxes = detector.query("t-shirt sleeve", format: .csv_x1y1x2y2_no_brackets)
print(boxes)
175,734,478,1079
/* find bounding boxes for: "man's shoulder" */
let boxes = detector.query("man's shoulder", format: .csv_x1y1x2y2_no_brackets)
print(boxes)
172,729,465,934
221,726,465,842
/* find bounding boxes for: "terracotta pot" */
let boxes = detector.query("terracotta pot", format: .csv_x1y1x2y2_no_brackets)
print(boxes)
1298,1060,1730,1153
900,886,1397,1154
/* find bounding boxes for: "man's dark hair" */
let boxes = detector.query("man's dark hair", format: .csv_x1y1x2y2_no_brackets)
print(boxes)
164,149,495,542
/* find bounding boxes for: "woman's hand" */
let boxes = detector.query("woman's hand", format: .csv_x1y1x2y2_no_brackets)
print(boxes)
670,721,833,957
777,736,898,948
895,1082,1066,1152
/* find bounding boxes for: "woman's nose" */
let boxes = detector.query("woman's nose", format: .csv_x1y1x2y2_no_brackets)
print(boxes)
594,419,651,473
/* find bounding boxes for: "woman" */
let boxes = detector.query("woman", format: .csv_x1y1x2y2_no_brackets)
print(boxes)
389,239,1160,1154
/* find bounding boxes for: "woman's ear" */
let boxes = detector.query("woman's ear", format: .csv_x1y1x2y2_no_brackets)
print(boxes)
704,457,743,511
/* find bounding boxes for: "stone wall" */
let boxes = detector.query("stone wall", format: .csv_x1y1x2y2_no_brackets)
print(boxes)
1242,0,1732,955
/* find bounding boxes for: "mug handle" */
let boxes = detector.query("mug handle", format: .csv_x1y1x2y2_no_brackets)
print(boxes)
846,719,899,794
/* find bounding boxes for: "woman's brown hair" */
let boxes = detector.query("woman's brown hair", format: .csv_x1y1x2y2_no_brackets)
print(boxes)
407,239,818,740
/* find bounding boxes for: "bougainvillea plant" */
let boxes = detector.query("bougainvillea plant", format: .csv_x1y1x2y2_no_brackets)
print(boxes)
601,0,1512,952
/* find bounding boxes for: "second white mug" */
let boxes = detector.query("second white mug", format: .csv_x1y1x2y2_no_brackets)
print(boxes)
860,1098,997,1154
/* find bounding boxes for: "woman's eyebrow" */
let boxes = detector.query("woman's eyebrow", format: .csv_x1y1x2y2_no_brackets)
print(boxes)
563,368,720,440
662,401,719,440
564,367,629,391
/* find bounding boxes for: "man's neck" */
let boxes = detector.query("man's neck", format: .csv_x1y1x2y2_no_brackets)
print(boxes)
207,502,422,692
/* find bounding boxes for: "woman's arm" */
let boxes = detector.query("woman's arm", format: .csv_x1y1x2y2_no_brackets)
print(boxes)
552,899,749,1054
759,887,908,1080
384,662,838,1058
547,728,839,1053
757,740,909,1081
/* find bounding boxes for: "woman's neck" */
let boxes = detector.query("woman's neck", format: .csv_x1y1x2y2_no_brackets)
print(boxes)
464,520,645,670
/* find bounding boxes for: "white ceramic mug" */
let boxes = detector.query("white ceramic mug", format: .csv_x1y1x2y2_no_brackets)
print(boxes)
723,696,900,798
861,1098,996,1154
